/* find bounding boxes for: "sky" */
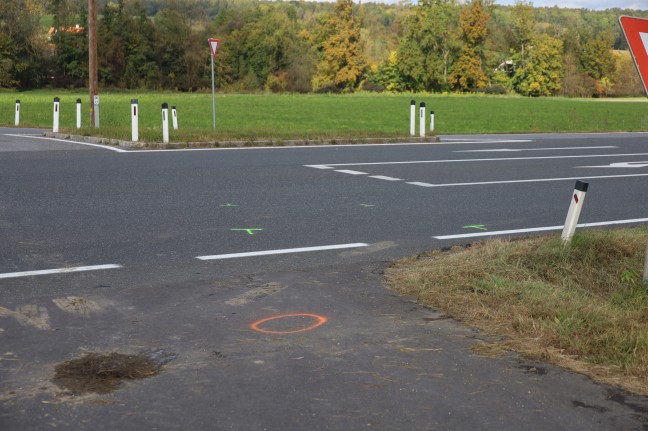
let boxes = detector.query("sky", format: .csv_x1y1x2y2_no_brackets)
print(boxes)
492,0,646,10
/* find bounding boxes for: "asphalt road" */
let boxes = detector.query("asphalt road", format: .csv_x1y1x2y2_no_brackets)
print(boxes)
1,129,648,430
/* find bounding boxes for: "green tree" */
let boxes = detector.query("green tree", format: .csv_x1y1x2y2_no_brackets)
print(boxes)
396,0,460,92
580,30,616,96
450,0,489,92
312,0,368,92
513,33,563,96
510,1,535,57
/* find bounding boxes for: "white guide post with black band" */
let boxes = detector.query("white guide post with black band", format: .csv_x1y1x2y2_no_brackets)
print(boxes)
131,99,138,142
419,102,426,138
53,97,60,133
162,102,169,144
430,110,435,133
410,100,416,136
76,98,82,129
15,100,20,126
561,180,589,244
172,105,178,130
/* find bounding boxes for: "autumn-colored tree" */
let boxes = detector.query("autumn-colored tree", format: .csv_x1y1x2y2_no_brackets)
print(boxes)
312,0,368,92
513,33,563,96
450,0,489,91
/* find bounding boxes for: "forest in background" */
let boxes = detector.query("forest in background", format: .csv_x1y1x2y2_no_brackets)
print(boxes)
2,0,648,97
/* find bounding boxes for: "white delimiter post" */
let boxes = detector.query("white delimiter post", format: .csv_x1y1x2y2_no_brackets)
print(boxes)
430,110,435,132
419,102,426,138
15,100,20,126
162,102,169,144
172,105,178,130
561,180,589,244
76,99,82,129
53,97,60,133
410,100,416,136
131,99,139,142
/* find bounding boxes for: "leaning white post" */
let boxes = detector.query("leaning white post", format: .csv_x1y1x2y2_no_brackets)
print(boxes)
430,110,435,133
76,98,82,129
162,102,169,144
131,99,139,142
15,100,20,126
172,105,178,130
53,97,60,133
410,100,416,136
561,180,589,244
419,102,426,138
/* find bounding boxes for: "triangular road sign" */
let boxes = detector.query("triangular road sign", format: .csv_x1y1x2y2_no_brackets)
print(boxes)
208,38,219,58
619,16,648,96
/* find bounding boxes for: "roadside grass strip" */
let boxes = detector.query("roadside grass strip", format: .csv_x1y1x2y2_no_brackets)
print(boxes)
386,227,648,396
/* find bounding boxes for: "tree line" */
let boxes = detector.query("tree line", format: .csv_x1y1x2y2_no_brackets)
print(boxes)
1,0,647,97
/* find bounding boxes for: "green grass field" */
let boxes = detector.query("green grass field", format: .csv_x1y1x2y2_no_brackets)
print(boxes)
2,90,648,142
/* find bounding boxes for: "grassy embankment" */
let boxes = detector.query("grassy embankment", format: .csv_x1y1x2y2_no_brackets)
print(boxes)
387,228,648,395
1,91,647,142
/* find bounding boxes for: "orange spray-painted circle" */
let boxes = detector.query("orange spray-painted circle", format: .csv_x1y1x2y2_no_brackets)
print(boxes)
250,313,328,334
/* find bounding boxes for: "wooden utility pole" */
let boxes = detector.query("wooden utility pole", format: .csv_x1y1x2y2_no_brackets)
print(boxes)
88,0,98,127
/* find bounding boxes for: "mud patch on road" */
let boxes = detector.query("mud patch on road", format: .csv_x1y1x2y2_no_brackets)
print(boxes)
0,304,51,330
52,296,104,317
52,350,173,395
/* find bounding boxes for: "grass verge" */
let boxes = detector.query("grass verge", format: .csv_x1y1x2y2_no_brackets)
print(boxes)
385,228,648,395
1,91,648,142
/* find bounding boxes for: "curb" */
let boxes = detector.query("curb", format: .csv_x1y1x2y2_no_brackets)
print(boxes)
43,132,440,150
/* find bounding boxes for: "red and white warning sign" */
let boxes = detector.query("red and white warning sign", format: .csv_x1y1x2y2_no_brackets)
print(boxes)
619,16,648,96
208,38,219,58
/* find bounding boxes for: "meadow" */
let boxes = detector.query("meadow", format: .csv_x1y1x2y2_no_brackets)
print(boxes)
1,90,648,142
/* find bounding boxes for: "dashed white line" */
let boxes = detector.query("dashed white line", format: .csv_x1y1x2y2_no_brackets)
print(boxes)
335,169,368,175
196,243,369,260
369,175,402,181
407,182,436,187
0,264,123,279
434,218,648,240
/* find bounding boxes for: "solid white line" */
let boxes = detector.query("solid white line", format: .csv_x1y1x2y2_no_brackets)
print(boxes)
454,146,617,153
196,243,369,260
369,175,402,181
410,173,648,188
0,264,123,279
306,165,335,169
335,170,368,175
434,218,648,240
317,152,648,168
4,134,128,153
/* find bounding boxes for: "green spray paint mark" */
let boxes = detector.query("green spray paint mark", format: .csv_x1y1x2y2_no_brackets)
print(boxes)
231,228,264,235
220,203,239,207
462,225,487,231
360,204,376,208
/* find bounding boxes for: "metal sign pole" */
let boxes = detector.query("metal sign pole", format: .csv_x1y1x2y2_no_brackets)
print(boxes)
211,53,216,129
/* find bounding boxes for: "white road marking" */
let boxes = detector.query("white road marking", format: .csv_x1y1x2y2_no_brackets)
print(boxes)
406,173,648,188
369,175,402,181
455,146,617,153
406,182,436,187
0,264,123,279
335,170,368,175
306,152,648,169
307,165,336,169
196,243,369,260
578,161,648,168
4,134,128,152
434,218,648,240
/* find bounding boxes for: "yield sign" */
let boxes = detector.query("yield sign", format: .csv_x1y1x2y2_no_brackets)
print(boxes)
619,16,648,96
208,38,219,58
